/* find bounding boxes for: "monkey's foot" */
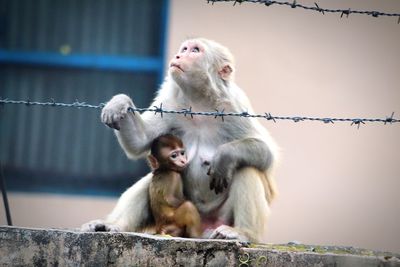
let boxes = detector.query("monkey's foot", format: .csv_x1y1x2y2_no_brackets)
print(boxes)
80,219,120,233
207,225,249,242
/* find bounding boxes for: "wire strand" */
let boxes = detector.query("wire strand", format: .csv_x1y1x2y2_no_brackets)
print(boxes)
208,0,400,21
1,98,398,128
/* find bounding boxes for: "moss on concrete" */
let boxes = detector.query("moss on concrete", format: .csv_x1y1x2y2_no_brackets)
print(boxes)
248,243,382,257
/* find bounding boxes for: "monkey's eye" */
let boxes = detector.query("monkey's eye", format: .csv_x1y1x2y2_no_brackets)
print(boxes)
181,47,187,52
180,150,185,156
170,153,178,159
191,47,200,53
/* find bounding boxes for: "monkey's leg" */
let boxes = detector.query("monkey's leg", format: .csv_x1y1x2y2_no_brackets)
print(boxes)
175,201,202,238
210,167,272,243
81,173,153,232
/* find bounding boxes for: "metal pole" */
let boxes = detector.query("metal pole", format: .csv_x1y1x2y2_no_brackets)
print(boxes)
0,162,12,226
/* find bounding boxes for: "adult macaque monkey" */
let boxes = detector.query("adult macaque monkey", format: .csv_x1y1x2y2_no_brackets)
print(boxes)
81,38,278,242
148,134,201,238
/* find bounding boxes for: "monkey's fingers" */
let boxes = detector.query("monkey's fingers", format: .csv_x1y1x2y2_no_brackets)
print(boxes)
223,178,228,189
211,178,221,194
218,177,228,193
208,168,227,194
214,177,224,194
209,178,215,191
94,224,107,232
106,122,121,131
209,225,239,240
107,225,121,232
209,231,224,239
208,167,217,191
207,166,212,176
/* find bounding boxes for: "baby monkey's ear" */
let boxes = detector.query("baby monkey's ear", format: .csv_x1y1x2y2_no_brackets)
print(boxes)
147,154,159,170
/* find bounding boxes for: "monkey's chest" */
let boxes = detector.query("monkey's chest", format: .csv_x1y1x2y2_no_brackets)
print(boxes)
177,118,225,159
172,117,234,211
182,139,229,212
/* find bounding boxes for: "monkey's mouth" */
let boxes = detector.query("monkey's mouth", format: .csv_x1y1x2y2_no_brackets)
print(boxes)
170,63,184,72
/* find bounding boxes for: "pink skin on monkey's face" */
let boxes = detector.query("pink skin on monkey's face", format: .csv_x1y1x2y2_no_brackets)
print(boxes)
169,41,205,74
169,148,187,169
161,147,187,172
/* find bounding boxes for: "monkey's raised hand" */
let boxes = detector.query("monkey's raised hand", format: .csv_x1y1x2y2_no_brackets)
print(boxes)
208,138,273,194
101,94,134,130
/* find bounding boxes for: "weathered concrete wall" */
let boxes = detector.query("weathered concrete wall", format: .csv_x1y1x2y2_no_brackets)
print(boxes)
0,226,399,267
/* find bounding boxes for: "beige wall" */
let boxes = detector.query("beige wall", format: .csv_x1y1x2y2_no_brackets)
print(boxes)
1,0,399,253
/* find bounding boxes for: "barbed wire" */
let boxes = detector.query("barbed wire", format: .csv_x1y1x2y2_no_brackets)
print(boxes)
208,0,400,22
1,98,398,128
0,99,104,109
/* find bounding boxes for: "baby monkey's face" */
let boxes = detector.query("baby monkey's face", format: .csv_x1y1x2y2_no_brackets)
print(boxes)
166,147,187,171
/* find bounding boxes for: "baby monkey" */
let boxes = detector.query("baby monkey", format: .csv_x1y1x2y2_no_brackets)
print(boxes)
148,134,202,238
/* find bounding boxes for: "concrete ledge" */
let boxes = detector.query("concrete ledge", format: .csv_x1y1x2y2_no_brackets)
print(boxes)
0,226,399,266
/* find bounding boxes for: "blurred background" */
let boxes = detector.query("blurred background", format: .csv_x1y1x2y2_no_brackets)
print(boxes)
0,0,399,253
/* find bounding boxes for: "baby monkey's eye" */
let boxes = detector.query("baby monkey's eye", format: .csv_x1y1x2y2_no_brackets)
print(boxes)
181,47,187,52
180,150,185,156
191,47,200,53
170,153,178,159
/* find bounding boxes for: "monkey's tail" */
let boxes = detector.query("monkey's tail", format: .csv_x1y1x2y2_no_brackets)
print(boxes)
262,173,278,204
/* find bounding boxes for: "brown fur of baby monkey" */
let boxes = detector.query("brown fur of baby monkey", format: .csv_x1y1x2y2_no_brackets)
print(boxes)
148,134,202,238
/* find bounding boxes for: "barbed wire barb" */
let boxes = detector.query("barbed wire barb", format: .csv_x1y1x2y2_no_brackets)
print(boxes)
182,107,194,119
153,103,164,118
314,2,324,15
351,119,365,129
233,0,243,6
0,98,399,127
322,118,334,124
293,117,304,123
127,107,136,116
264,0,273,7
341,8,351,19
384,112,395,125
214,109,225,122
264,112,276,123
241,111,250,117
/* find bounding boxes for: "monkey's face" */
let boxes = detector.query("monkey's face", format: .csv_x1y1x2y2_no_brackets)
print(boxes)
170,41,205,73
164,147,187,172
169,40,209,89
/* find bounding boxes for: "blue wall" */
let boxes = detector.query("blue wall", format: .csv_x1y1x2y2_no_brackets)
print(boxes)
0,0,169,196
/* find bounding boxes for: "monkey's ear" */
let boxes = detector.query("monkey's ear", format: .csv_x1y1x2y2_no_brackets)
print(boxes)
147,155,159,170
218,64,233,81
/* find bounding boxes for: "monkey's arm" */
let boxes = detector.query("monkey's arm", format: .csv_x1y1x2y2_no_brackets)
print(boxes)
164,174,185,208
101,94,169,158
208,138,273,194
